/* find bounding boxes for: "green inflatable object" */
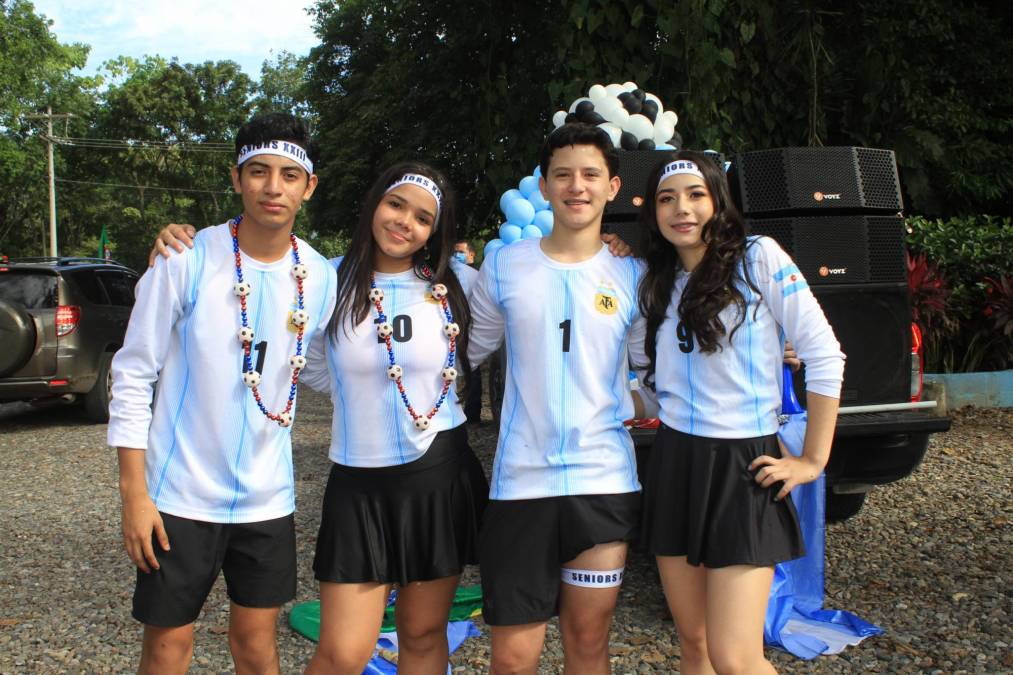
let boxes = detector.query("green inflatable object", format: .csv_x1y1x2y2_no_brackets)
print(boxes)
289,584,483,642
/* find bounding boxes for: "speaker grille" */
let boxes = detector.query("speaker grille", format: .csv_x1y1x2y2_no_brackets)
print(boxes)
732,146,902,215
739,150,789,214
856,148,903,210
602,221,645,257
605,150,667,219
746,215,906,285
866,216,907,282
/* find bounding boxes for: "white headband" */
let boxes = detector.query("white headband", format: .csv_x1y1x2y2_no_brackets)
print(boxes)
236,140,314,175
385,173,443,223
657,160,704,191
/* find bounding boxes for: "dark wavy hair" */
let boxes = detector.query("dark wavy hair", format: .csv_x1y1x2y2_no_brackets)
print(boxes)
234,112,318,170
637,150,760,384
330,161,472,390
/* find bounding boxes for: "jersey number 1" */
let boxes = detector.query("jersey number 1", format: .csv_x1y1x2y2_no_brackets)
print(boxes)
559,319,571,353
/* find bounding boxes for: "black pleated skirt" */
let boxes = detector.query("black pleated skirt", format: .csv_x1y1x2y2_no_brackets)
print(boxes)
313,425,489,585
640,423,805,568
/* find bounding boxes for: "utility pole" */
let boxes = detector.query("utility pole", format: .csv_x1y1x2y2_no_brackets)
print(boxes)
26,108,74,257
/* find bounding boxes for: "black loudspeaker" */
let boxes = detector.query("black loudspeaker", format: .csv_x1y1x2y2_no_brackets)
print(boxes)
746,215,906,285
730,147,902,215
605,150,667,219
802,284,912,405
602,220,646,257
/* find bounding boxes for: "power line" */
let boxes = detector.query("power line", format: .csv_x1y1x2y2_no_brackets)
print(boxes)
47,135,234,153
56,177,233,195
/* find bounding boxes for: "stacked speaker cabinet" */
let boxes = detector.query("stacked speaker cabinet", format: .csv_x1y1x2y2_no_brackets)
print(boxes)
729,147,910,406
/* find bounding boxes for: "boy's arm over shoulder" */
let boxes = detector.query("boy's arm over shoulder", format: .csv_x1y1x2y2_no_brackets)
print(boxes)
467,247,507,368
107,251,189,450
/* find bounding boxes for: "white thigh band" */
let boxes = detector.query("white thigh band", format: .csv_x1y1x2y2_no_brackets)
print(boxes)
561,567,625,588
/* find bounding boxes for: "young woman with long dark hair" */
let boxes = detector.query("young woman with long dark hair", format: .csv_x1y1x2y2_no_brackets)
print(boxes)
634,150,845,674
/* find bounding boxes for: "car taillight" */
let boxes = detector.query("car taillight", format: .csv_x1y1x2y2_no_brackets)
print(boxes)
910,323,924,402
56,305,80,337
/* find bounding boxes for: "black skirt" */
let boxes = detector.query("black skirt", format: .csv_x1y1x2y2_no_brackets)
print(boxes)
313,425,489,585
640,424,805,568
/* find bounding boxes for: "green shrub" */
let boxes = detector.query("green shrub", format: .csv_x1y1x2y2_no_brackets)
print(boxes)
905,215,1013,372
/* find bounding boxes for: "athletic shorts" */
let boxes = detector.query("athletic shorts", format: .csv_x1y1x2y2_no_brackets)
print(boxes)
132,512,296,627
479,492,640,626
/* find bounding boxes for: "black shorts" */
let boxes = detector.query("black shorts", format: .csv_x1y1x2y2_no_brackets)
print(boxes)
479,492,640,626
313,425,488,586
640,424,805,568
132,512,296,627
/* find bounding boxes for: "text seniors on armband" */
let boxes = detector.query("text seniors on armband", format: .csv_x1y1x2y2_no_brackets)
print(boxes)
561,567,626,588
236,140,314,175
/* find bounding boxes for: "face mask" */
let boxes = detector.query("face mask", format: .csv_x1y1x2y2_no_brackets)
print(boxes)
453,251,468,264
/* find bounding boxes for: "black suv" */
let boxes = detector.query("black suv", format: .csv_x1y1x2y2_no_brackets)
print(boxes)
0,257,138,422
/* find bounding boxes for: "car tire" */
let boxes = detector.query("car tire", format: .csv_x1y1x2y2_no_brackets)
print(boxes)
83,352,114,423
0,299,36,377
825,488,867,522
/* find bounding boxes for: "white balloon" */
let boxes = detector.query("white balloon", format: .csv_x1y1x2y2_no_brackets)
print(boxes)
568,97,592,114
627,113,654,141
663,110,679,127
645,93,664,115
605,83,625,97
597,123,622,148
552,110,567,128
653,119,675,145
614,107,630,130
622,81,638,92
589,84,608,102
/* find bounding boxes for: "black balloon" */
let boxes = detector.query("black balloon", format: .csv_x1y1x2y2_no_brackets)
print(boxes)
620,131,639,151
583,111,606,126
565,112,579,124
640,100,659,123
621,96,642,114
638,138,656,150
575,100,595,117
632,88,646,101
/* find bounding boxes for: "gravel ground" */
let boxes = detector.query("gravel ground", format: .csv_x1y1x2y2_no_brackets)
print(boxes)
0,389,1009,674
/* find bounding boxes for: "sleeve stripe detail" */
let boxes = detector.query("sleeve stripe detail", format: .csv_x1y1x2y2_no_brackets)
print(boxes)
782,280,809,298
773,264,801,282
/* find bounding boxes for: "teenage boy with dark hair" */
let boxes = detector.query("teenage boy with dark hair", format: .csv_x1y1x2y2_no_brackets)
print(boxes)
468,123,655,674
108,112,336,674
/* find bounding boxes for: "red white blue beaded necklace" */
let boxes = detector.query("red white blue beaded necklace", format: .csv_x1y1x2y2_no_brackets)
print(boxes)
370,267,459,430
231,215,309,427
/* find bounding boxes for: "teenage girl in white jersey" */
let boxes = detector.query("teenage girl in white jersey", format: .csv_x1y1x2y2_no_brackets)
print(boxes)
634,150,845,675
301,162,488,675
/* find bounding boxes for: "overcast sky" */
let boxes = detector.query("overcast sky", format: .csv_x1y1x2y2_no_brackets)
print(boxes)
32,0,319,80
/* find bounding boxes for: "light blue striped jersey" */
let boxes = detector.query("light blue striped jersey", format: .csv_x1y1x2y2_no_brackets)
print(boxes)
300,261,469,467
468,239,646,500
640,235,844,439
108,223,337,523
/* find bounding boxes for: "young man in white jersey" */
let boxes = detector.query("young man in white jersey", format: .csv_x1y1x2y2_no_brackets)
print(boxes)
468,123,654,674
108,113,336,675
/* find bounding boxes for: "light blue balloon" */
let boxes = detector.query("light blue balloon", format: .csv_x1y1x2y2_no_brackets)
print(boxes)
484,238,505,256
499,224,523,244
533,210,554,235
519,175,540,198
656,143,676,150
532,165,541,178
521,225,543,240
528,190,550,211
499,189,524,215
504,198,535,226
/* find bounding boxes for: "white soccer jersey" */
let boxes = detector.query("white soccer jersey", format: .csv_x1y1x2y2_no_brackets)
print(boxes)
468,238,648,500
108,223,337,523
449,256,479,296
299,261,468,467
640,235,844,439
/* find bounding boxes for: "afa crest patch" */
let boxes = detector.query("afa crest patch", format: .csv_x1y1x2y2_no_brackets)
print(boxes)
594,281,619,315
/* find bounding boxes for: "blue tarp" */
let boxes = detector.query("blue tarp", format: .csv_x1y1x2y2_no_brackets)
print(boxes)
765,412,884,658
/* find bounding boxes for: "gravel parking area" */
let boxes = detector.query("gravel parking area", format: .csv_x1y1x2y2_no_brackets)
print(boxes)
1,390,1009,674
